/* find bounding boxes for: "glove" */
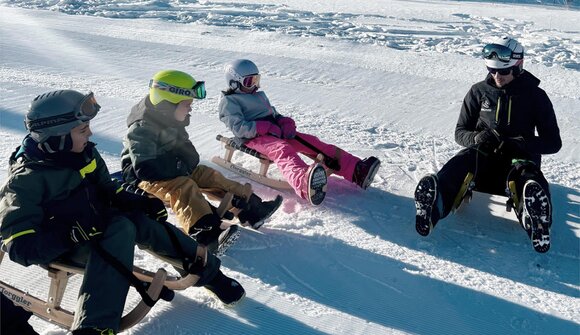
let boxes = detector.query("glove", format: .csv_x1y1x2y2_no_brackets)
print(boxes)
255,121,281,138
277,117,296,139
145,197,168,222
501,135,526,154
474,128,501,146
188,213,222,246
189,213,221,233
113,184,168,222
70,220,103,243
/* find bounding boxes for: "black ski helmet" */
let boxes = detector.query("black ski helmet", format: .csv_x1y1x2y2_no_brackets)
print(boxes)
25,90,100,153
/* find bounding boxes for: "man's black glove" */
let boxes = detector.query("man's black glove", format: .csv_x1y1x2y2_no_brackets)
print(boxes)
112,184,168,222
500,135,526,154
474,128,502,152
474,128,501,146
188,213,222,246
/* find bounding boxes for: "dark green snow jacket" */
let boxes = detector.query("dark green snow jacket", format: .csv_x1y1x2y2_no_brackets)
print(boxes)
121,96,199,184
0,139,120,266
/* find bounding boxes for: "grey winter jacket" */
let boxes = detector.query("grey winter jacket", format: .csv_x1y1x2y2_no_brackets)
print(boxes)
455,70,561,165
218,90,281,139
121,96,200,184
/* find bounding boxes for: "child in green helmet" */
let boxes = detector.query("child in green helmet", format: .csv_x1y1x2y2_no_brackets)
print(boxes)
121,70,282,255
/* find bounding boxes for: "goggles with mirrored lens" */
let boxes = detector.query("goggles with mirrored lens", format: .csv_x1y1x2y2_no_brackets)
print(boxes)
78,92,101,120
482,43,523,63
26,92,100,131
487,67,512,76
149,80,206,99
241,74,261,89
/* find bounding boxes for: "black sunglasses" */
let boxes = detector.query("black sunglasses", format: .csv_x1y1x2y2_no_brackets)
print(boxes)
487,67,512,76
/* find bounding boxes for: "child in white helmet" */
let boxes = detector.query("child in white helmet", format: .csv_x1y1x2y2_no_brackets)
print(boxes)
218,59,381,206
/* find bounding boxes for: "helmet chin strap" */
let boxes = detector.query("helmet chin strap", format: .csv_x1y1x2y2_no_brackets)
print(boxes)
41,134,72,153
229,80,239,91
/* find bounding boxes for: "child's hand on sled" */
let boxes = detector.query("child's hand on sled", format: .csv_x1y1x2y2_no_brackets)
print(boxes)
278,117,296,139
255,120,282,138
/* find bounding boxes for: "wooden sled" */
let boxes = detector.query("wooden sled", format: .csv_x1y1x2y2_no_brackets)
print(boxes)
211,135,293,190
0,246,201,332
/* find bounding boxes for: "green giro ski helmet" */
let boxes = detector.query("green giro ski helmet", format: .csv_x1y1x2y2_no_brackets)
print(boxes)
25,89,100,153
148,70,206,106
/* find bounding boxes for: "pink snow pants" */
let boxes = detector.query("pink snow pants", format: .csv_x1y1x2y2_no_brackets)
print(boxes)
245,132,360,199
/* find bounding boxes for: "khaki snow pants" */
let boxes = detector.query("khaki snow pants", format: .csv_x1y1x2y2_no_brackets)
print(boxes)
139,164,253,233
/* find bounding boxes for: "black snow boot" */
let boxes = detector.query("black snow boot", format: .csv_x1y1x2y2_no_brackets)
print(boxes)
522,180,551,253
236,194,282,229
352,156,381,190
414,174,440,236
190,214,240,256
204,270,246,306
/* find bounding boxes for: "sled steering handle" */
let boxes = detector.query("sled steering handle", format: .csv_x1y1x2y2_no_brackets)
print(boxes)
216,135,266,160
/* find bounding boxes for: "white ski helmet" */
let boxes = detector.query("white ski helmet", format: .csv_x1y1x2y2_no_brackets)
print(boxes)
224,59,261,91
482,36,524,73
25,90,100,152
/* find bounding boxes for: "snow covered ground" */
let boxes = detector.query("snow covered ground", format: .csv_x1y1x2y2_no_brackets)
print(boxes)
0,1,578,334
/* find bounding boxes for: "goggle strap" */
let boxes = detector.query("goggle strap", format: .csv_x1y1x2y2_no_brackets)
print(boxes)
150,80,206,99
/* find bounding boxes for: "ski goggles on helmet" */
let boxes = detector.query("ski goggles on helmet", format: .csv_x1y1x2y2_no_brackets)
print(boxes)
149,80,207,99
482,43,523,63
77,92,101,120
487,67,512,76
26,92,100,131
241,74,261,89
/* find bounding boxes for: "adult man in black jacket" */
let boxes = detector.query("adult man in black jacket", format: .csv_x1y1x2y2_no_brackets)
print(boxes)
414,37,561,253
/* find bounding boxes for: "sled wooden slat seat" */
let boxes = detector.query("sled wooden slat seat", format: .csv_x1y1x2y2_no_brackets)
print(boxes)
211,134,293,190
0,249,197,332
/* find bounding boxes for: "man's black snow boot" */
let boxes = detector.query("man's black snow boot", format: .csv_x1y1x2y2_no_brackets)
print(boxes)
522,180,551,253
414,174,439,236
204,270,246,306
352,156,381,190
236,194,282,229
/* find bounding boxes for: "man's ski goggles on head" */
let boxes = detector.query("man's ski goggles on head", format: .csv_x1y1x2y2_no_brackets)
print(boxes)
149,80,207,99
487,67,512,76
482,43,523,63
241,74,261,89
26,92,101,131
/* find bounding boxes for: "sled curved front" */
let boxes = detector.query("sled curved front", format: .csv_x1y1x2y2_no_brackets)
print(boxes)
0,250,187,332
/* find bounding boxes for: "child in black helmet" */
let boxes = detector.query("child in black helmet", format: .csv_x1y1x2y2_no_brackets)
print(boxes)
0,90,245,335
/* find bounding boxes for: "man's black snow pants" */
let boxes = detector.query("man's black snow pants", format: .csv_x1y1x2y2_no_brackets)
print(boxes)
436,144,550,220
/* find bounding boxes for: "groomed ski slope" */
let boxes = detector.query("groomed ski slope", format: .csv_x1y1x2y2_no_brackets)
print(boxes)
0,1,578,334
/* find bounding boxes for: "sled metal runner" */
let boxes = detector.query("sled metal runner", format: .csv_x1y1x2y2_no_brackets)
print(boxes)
211,135,293,190
0,247,200,332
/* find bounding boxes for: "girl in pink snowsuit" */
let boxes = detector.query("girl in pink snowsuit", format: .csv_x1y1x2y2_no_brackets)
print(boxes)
218,59,380,204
